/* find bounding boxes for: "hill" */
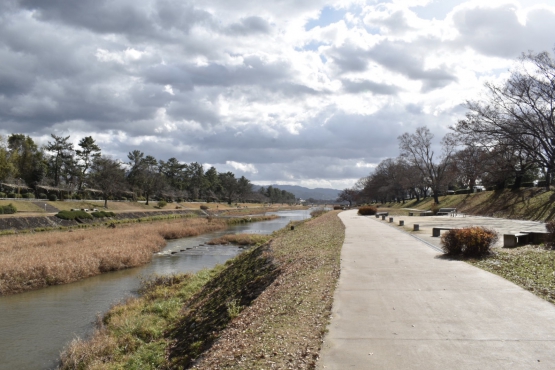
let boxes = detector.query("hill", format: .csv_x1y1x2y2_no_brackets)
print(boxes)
252,184,341,201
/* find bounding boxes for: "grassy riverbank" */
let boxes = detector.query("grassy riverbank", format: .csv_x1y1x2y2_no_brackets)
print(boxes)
0,215,276,296
59,210,344,369
379,188,555,221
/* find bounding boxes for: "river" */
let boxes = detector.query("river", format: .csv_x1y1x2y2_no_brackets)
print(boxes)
0,209,312,370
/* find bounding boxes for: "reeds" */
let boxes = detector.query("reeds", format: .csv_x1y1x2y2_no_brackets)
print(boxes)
0,218,228,295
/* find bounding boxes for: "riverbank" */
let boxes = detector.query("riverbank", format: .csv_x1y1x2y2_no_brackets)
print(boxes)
379,188,555,221
0,215,276,296
59,210,344,369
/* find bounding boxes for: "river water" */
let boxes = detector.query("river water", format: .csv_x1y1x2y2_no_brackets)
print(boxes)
0,209,312,370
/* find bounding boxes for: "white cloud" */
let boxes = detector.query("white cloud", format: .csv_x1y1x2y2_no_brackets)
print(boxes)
226,161,259,174
0,0,552,189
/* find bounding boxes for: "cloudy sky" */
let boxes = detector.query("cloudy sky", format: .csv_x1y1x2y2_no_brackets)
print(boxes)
1,0,555,189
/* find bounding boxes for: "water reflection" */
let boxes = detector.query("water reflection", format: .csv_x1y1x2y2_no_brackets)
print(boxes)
0,209,312,370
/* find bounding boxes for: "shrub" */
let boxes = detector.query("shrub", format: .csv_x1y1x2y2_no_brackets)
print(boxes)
358,206,378,215
441,227,498,257
23,193,35,199
48,194,58,201
137,196,146,201
91,211,116,218
38,193,47,199
200,205,209,210
0,192,5,198
0,203,17,214
72,194,82,200
157,200,167,208
7,193,15,198
333,205,343,210
55,210,93,220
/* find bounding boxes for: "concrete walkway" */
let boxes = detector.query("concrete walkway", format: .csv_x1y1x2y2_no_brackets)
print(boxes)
318,210,555,369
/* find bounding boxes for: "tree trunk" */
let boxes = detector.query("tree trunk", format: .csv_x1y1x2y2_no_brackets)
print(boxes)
146,193,150,205
513,174,523,190
546,171,552,191
104,197,108,208
433,189,440,204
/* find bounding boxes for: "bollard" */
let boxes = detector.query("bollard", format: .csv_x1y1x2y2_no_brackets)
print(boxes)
389,217,393,223
381,214,386,220
413,224,419,231
399,220,404,226
291,225,295,231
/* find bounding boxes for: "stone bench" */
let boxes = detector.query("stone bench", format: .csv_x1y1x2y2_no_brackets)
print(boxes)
503,233,529,248
437,208,457,217
432,227,456,237
503,231,550,247
375,212,389,218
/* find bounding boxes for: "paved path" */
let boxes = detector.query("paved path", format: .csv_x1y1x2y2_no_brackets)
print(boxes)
318,210,555,369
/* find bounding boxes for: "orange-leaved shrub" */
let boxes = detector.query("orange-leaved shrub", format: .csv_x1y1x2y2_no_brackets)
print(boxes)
440,227,498,257
358,206,378,216
545,221,555,249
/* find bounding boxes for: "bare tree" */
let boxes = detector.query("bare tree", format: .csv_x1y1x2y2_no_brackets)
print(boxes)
454,49,555,189
337,188,359,207
89,156,126,208
398,127,456,204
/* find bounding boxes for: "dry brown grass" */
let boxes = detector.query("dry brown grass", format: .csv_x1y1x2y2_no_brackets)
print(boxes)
0,218,228,295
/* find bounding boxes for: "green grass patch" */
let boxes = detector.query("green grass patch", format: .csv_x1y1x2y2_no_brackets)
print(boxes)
469,246,555,304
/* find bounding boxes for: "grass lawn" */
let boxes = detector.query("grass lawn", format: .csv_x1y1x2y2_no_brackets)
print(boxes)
0,200,45,213
469,246,555,305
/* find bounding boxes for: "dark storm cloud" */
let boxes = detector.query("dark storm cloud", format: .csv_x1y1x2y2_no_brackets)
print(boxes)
367,42,458,92
341,79,401,95
453,5,555,58
19,0,155,36
327,43,370,73
226,16,271,35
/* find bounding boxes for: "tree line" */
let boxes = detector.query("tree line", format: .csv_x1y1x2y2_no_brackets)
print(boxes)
339,48,555,206
0,134,296,207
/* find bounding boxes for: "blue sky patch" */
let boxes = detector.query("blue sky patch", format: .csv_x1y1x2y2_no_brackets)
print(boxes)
305,6,347,31
412,0,466,20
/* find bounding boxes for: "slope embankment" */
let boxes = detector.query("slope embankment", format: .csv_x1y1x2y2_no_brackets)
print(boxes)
383,188,555,221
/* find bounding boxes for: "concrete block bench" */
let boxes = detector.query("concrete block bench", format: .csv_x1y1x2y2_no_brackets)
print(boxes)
503,231,550,247
375,212,389,218
437,208,457,216
432,227,455,237
503,233,529,248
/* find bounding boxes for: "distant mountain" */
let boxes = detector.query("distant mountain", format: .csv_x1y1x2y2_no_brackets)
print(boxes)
253,184,341,201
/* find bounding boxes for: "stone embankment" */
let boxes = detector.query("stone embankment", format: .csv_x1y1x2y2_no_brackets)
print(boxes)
0,210,202,233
